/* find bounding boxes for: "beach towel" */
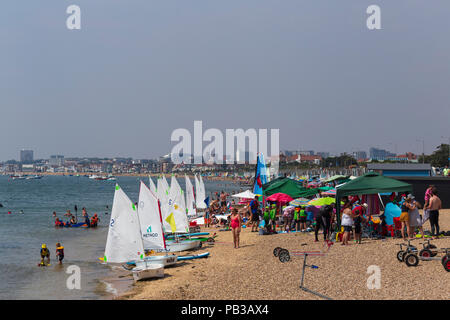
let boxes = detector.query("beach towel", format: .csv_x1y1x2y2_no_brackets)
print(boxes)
408,208,422,227
422,209,430,223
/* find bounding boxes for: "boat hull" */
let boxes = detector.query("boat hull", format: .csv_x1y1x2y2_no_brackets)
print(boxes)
154,240,201,253
132,263,164,282
131,255,178,267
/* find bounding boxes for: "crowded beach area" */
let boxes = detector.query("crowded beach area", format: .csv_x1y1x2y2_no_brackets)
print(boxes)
88,156,449,300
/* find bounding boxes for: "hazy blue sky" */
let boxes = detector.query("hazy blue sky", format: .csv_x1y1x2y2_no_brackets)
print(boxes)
2,1,449,161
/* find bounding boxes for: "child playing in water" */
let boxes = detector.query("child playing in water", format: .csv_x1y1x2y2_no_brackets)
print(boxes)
40,244,50,266
56,243,64,264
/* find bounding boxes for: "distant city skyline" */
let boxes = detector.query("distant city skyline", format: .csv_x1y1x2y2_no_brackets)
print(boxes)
4,143,433,163
2,2,449,161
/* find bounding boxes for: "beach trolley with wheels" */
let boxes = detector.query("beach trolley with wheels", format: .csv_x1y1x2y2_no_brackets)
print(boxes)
416,239,450,271
396,239,418,264
273,247,332,300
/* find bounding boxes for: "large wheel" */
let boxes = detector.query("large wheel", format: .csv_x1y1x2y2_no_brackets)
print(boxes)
442,255,450,267
425,244,438,257
273,247,282,257
397,250,405,262
419,249,432,259
405,253,419,267
279,249,290,263
443,257,450,272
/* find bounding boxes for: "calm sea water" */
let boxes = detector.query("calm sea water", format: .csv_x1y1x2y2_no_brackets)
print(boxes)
0,175,242,299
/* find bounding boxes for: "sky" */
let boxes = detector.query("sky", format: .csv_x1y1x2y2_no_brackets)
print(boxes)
1,0,450,161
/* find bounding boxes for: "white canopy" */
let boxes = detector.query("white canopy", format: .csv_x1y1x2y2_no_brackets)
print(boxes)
232,190,256,199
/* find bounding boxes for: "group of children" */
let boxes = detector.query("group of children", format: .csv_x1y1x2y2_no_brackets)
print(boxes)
39,242,64,266
53,208,99,228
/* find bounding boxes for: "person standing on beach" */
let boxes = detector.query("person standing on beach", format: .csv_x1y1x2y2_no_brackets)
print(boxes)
230,208,242,248
426,187,442,238
341,198,354,245
423,185,434,224
249,196,260,232
352,203,367,244
282,205,294,232
315,203,334,242
400,195,412,239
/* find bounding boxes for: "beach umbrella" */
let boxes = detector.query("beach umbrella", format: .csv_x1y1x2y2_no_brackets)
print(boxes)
307,197,337,207
321,188,336,196
266,193,294,205
289,198,310,207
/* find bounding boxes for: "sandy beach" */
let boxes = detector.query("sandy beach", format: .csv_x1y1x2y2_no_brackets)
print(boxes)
118,210,450,300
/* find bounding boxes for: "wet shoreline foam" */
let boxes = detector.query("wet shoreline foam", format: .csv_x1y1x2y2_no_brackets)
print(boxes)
99,265,136,300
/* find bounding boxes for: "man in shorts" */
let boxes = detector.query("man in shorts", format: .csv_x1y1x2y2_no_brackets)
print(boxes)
249,196,260,232
219,191,228,211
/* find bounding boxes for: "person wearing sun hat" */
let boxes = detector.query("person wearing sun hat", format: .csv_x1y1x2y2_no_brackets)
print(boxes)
401,194,417,239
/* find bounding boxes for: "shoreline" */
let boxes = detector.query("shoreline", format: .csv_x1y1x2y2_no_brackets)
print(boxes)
2,172,247,182
118,212,450,300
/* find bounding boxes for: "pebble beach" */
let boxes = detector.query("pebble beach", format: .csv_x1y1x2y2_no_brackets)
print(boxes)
119,210,450,300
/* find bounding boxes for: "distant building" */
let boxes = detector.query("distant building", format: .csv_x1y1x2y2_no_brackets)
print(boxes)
316,152,330,159
386,152,418,162
367,163,431,177
353,151,367,161
21,164,34,172
49,155,65,166
299,154,322,165
369,147,395,161
20,149,34,163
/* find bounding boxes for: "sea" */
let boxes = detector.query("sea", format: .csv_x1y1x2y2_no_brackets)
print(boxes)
0,175,243,300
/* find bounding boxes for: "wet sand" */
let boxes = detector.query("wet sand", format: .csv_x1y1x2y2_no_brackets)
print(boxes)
118,209,450,300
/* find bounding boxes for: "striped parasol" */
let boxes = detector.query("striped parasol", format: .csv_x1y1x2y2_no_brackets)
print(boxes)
289,198,310,207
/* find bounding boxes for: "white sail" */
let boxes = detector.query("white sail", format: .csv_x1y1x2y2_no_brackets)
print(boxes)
164,176,189,233
137,181,166,251
148,176,157,194
195,174,207,209
104,184,144,263
185,175,197,216
157,176,169,220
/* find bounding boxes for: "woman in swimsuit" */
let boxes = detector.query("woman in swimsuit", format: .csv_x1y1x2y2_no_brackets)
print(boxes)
230,208,242,249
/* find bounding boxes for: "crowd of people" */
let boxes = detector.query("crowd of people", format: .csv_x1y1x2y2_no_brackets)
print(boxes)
53,206,100,228
204,184,445,248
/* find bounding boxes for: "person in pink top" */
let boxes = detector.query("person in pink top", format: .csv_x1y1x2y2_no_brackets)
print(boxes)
423,185,434,224
230,208,243,249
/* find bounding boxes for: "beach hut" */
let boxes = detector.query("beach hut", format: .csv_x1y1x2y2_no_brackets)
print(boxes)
335,172,412,227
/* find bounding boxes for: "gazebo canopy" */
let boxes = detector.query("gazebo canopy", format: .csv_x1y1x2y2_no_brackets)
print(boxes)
335,172,412,227
336,172,412,199
262,178,307,198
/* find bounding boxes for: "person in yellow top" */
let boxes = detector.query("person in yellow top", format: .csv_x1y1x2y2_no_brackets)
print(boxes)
443,165,449,177
40,244,50,266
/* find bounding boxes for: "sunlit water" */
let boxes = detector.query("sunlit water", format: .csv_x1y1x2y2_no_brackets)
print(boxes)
0,175,242,299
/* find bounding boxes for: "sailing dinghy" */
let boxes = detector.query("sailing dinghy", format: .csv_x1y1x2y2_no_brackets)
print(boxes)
103,184,164,282
136,181,178,267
